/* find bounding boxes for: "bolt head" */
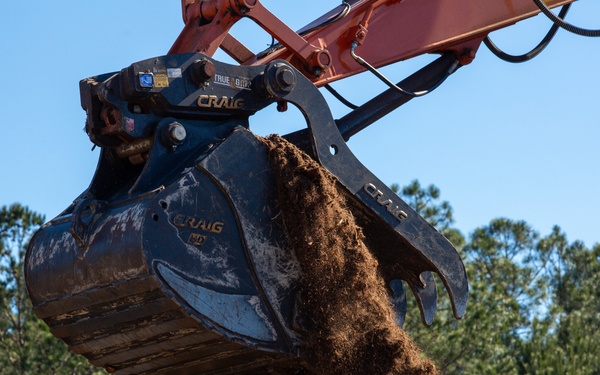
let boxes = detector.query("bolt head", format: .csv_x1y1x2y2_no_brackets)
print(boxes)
262,63,298,97
272,66,296,94
170,125,186,143
192,59,216,83
164,122,186,147
277,68,295,88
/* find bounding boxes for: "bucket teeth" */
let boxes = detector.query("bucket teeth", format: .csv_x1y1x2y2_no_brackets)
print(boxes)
389,279,407,327
409,272,438,326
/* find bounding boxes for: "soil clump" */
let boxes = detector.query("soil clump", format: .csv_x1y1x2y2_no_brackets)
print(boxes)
262,135,438,375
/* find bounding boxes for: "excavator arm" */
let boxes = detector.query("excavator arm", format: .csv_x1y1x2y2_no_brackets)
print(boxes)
170,0,575,82
25,0,592,374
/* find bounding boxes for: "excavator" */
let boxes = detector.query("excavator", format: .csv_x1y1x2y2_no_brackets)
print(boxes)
25,0,598,374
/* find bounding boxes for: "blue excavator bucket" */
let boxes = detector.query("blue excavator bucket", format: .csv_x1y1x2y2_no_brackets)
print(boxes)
26,53,467,374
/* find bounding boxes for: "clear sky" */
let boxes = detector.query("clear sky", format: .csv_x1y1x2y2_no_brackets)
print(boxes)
1,1,598,247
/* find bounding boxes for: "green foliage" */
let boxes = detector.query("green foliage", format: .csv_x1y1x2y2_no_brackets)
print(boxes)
518,242,600,374
392,180,455,233
0,203,104,375
394,182,599,375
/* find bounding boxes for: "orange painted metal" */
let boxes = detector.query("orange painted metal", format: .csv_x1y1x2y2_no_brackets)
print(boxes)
170,0,575,86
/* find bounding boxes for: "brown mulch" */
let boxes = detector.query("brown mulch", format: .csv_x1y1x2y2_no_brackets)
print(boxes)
261,135,438,375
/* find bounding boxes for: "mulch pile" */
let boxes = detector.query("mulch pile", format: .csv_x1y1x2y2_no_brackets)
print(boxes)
261,135,438,375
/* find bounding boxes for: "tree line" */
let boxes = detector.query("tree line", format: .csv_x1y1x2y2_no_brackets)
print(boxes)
394,181,599,374
1,180,598,374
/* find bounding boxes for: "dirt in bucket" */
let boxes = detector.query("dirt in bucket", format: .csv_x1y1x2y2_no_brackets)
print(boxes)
261,135,438,375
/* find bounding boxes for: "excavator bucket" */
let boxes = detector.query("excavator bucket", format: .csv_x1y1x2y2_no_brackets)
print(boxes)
26,53,468,374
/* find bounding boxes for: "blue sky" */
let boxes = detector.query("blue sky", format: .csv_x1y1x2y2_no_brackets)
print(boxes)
1,1,598,247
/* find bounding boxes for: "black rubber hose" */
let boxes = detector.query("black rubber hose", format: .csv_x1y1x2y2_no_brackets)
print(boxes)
484,4,570,63
533,0,600,37
324,84,359,110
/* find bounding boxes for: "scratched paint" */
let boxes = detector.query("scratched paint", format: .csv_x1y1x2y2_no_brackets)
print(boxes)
28,230,74,269
178,241,242,289
157,263,277,342
237,208,302,342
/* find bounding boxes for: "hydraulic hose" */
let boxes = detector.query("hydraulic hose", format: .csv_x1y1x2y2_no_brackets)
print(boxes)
324,84,359,109
533,0,600,37
484,4,570,63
